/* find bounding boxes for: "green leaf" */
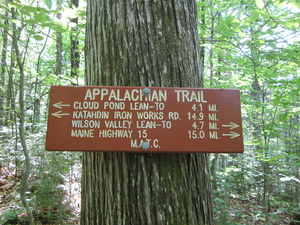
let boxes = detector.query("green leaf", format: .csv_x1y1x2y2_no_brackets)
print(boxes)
61,166,70,172
24,19,36,25
269,155,286,164
33,35,44,41
286,22,299,30
51,25,68,33
22,5,39,13
279,113,288,122
44,0,52,9
34,13,47,22
47,210,52,219
27,30,36,35
249,9,260,22
214,198,226,203
9,19,18,24
272,97,280,106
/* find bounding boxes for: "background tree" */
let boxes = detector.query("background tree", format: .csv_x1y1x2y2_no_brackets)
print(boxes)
199,0,300,223
69,0,80,82
11,5,35,224
81,0,213,224
55,0,63,76
0,7,8,126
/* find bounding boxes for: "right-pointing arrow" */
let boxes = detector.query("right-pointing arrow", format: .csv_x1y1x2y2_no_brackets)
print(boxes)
222,122,239,129
222,131,240,139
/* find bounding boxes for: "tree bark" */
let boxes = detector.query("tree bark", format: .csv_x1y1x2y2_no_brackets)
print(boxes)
81,1,213,224
0,11,8,126
70,0,80,82
55,0,63,76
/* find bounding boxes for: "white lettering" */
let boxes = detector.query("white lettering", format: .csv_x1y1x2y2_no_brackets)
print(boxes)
85,88,167,102
71,129,94,137
84,88,101,100
136,111,164,120
114,111,132,119
136,120,157,129
103,102,125,110
100,89,109,100
72,120,100,128
154,102,165,110
130,139,160,149
162,121,172,129
209,122,218,129
104,120,132,129
84,89,93,100
209,131,219,139
73,111,109,119
73,101,99,109
209,113,218,121
208,104,218,112
130,102,149,110
99,129,133,138
153,139,159,148
130,139,139,148
168,112,180,120
174,90,207,102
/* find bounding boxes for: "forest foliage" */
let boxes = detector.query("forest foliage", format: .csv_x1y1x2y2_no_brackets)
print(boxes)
0,0,299,224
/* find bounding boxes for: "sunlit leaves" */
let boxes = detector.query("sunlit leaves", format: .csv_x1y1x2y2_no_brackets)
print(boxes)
8,2,47,15
248,9,260,22
255,0,265,9
7,1,68,34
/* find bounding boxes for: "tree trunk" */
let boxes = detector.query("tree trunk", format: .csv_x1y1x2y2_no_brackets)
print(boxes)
70,0,80,82
81,1,213,224
11,7,35,225
55,0,63,76
6,41,15,127
0,11,8,126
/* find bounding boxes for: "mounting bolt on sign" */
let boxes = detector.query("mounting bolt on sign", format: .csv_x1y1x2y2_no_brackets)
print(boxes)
142,88,151,96
141,142,150,150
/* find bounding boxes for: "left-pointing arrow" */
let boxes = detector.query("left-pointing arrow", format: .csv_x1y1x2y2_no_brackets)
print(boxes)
52,111,70,118
53,102,71,109
222,131,240,139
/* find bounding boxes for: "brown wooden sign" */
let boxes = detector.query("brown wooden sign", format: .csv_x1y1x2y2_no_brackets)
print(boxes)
46,86,244,153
